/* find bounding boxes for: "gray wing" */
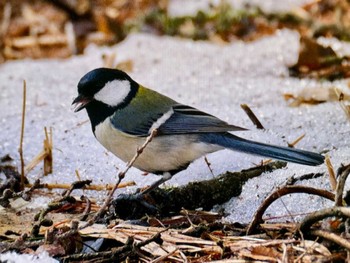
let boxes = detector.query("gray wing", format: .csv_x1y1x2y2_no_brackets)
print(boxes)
157,104,246,135
110,107,165,136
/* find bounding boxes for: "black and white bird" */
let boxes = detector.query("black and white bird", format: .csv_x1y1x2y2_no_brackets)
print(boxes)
73,68,324,192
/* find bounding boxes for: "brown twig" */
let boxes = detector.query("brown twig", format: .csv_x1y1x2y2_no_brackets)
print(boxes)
43,127,53,175
63,180,92,197
335,164,350,207
102,52,116,68
75,169,81,181
19,80,26,190
19,178,41,201
80,195,91,221
310,229,350,250
24,127,53,175
1,220,79,253
204,156,214,176
80,129,158,230
240,104,264,129
325,155,337,191
25,181,135,191
287,134,305,148
62,229,165,262
31,196,76,236
334,88,350,120
61,237,133,262
286,172,324,185
0,189,13,208
299,207,350,234
247,185,335,235
151,249,178,263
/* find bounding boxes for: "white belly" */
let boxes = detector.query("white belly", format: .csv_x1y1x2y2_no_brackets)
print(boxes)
94,119,222,173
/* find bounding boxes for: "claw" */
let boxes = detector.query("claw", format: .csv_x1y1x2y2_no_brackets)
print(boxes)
112,192,158,219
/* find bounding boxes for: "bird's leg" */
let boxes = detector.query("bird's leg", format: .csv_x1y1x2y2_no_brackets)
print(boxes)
139,172,172,196
112,172,173,218
129,172,172,212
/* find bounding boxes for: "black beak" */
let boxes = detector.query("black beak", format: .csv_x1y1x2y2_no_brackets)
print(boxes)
72,94,92,112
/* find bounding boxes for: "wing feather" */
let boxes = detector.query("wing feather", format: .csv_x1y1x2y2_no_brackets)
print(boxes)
157,104,246,135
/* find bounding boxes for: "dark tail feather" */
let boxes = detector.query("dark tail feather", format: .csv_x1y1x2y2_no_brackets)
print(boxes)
205,133,324,166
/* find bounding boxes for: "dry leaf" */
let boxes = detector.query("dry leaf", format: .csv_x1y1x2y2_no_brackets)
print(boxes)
284,87,350,107
296,240,332,256
239,247,279,261
252,245,282,259
289,36,350,80
116,59,134,72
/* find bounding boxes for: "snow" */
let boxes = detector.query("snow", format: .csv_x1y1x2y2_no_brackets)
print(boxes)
0,29,349,225
0,251,58,263
168,0,315,17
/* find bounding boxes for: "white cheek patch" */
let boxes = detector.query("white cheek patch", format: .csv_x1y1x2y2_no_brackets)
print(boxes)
94,80,131,107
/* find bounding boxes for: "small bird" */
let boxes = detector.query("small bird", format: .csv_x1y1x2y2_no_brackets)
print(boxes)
73,68,324,193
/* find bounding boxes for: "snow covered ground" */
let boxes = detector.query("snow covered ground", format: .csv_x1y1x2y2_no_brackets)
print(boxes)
0,29,349,223
168,0,315,16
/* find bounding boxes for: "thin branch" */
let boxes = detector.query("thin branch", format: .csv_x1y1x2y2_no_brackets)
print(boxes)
43,127,53,175
325,155,337,191
310,229,350,251
247,185,335,235
80,195,91,221
240,104,264,129
299,206,350,234
25,181,135,191
150,249,178,263
334,87,350,121
19,80,26,190
287,134,305,148
334,164,350,207
62,228,165,262
75,169,81,181
0,220,79,253
80,129,158,230
24,127,53,175
204,156,214,176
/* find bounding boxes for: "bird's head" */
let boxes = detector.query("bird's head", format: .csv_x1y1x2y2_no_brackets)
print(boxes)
72,68,137,112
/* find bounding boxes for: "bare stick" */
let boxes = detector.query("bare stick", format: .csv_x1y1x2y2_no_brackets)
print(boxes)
204,156,214,176
19,80,27,190
25,181,135,191
103,52,116,68
80,129,158,229
325,155,337,191
24,127,53,175
75,169,82,181
43,127,53,175
240,104,264,129
299,206,350,234
334,88,350,120
310,229,350,250
119,129,158,180
247,185,335,235
334,164,350,207
24,150,46,174
287,134,305,148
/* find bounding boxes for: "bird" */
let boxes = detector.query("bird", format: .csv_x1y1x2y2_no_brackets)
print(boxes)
72,68,324,194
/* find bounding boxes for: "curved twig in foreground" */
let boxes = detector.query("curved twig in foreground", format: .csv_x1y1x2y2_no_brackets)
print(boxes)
247,185,335,235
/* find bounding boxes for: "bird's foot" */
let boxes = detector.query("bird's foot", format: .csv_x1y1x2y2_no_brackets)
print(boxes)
111,191,158,219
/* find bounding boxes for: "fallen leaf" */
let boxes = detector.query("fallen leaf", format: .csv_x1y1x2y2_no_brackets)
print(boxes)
284,87,350,106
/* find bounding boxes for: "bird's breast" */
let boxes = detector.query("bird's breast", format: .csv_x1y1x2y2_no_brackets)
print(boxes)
93,118,221,173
